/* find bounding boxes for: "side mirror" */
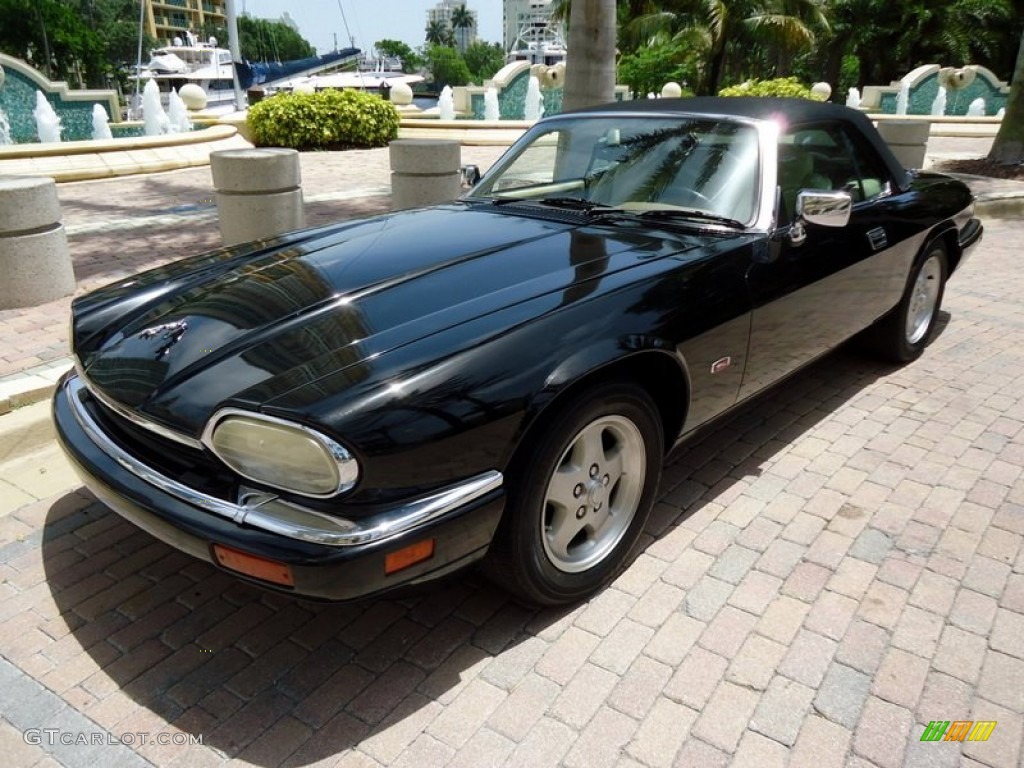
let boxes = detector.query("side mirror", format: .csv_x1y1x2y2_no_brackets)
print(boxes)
788,189,853,246
797,189,852,228
461,164,481,188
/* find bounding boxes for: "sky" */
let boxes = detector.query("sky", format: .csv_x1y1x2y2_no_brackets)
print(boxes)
238,0,506,56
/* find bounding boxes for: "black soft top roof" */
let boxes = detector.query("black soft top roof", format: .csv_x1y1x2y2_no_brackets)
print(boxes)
564,96,911,189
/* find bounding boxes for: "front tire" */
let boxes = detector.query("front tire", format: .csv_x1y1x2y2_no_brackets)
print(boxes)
486,382,663,606
867,242,948,363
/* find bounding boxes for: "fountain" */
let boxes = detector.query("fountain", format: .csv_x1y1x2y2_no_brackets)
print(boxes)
438,85,455,121
930,86,947,116
33,91,63,143
142,79,171,136
966,97,986,116
1,53,250,183
895,79,910,115
846,87,861,109
167,90,191,134
0,109,11,145
524,76,544,121
90,104,113,140
484,87,500,121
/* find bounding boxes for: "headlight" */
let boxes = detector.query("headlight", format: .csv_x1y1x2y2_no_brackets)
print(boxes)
202,411,359,497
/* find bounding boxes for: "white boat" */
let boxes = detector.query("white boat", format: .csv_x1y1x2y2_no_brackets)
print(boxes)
507,0,567,66
133,33,364,115
274,59,424,94
135,35,237,114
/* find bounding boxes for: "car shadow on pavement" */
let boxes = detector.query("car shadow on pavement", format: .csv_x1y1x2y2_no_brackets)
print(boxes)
38,338,921,765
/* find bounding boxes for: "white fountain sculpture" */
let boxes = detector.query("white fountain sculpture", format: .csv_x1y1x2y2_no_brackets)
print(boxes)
524,76,544,121
895,78,910,115
33,91,62,143
438,85,455,121
167,90,191,134
142,79,171,136
484,87,500,121
966,97,986,117
846,87,861,109
997,107,1005,119
0,108,11,145
90,104,113,141
930,86,947,117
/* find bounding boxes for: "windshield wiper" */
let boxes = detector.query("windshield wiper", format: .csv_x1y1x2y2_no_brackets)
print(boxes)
537,197,616,212
589,207,745,229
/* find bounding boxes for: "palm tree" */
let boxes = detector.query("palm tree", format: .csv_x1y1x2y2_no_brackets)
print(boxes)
562,0,618,110
425,19,449,46
990,31,1024,164
623,0,827,95
450,3,475,52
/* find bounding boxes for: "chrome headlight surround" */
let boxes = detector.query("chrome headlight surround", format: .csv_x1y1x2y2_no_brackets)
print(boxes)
201,408,359,498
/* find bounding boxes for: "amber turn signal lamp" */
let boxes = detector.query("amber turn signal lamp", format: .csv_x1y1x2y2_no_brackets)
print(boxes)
213,544,295,587
385,539,435,575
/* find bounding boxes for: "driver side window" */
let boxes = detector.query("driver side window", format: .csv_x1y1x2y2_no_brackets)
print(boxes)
778,124,891,223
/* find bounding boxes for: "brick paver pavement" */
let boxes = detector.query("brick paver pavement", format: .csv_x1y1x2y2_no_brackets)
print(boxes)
0,144,1022,767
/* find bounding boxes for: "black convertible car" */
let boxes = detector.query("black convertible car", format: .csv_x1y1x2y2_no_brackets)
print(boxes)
54,98,982,605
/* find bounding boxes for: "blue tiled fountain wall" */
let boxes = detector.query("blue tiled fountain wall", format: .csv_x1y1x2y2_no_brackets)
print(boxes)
468,67,627,120
0,65,117,143
469,68,563,120
878,71,1007,116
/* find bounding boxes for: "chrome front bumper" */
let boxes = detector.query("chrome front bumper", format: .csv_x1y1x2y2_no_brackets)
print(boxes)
62,374,503,547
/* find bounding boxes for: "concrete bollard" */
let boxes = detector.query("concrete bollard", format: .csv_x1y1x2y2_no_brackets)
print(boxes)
210,148,304,246
389,139,461,210
0,176,76,310
876,121,931,169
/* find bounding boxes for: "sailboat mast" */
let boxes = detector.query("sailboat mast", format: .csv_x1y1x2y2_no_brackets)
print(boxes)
225,0,246,111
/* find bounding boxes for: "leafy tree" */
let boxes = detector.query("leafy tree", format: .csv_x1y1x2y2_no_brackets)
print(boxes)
807,0,1015,92
374,39,423,71
200,17,316,62
563,0,617,110
462,41,506,83
0,0,147,89
989,31,1024,163
621,0,828,95
618,39,699,96
425,44,471,87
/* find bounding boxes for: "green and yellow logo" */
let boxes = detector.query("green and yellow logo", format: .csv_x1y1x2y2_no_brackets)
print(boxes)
920,721,997,742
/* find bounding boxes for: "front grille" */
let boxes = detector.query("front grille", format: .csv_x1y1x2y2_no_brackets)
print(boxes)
83,390,240,500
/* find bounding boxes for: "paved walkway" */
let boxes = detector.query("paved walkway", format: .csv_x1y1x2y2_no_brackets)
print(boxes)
0,136,1022,768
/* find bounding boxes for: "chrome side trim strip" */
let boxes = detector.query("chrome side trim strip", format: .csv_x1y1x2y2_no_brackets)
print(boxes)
64,375,503,547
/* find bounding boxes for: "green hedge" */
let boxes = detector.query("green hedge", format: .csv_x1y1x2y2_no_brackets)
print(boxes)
718,77,812,99
247,89,400,150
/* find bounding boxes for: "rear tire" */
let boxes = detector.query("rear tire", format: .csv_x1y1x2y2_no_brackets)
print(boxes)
486,381,663,606
866,242,948,363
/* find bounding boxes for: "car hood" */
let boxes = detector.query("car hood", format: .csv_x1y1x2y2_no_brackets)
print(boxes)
73,204,706,434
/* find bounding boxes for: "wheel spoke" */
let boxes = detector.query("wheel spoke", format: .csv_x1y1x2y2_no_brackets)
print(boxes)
546,506,588,559
578,424,607,471
546,466,583,510
604,443,625,492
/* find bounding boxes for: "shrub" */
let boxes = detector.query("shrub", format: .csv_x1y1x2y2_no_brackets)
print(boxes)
247,89,400,150
718,77,812,99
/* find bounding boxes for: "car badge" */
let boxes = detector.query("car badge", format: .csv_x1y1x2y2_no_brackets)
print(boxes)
137,319,188,360
710,356,731,374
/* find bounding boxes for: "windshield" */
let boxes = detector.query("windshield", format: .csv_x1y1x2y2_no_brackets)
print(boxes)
471,115,761,225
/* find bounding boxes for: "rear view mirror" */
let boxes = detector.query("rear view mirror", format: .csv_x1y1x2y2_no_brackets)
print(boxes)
461,164,481,188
